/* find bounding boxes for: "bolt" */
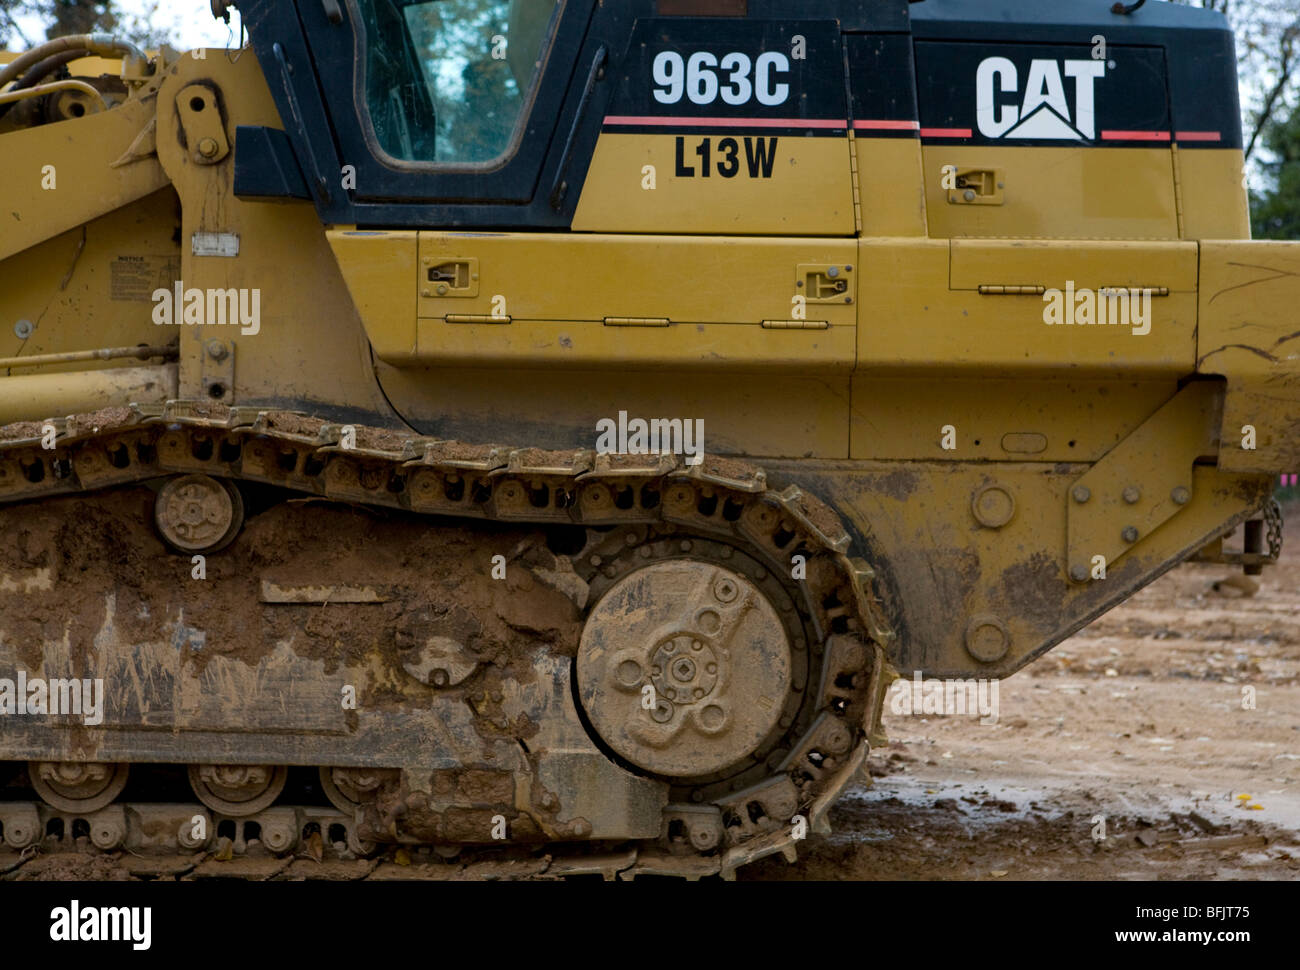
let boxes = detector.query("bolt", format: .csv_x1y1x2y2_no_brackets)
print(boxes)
178,818,207,849
1171,486,1190,505
1072,486,1091,504
197,137,219,158
690,826,719,850
205,339,228,361
1069,564,1089,582
421,289,432,297
264,824,293,853
437,284,448,295
1122,485,1141,504
963,189,976,202
827,266,839,278
1122,526,1139,543
13,319,33,339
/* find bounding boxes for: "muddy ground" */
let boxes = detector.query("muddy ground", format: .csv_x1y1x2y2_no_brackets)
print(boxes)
746,505,1300,881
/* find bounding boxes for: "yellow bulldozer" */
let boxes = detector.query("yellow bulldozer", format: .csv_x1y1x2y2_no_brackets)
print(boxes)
0,0,1295,877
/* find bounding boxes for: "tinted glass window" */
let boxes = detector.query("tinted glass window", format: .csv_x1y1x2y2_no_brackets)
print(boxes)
357,0,561,165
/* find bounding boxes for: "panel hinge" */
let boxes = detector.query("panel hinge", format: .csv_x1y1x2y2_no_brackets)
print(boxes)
603,317,670,327
445,314,511,325
762,320,830,330
978,285,1045,295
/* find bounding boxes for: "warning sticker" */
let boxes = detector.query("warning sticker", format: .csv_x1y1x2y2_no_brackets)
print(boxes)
110,256,180,302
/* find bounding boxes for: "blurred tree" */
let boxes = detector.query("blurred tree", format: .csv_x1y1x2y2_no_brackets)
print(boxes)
1252,99,1300,238
1170,0,1300,163
45,0,118,38
1,0,173,49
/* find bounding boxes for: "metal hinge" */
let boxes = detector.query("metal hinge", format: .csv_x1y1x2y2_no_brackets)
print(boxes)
978,285,1045,295
762,320,830,330
603,317,670,328
445,314,511,325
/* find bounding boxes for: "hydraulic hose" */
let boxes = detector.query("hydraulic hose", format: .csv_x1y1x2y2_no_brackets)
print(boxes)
0,50,83,119
0,34,149,90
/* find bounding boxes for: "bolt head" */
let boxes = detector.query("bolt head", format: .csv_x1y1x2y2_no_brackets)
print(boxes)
1122,526,1139,543
963,189,976,201
1171,486,1190,505
197,137,219,158
205,338,228,361
1122,486,1141,504
1072,486,1091,504
1069,564,1089,582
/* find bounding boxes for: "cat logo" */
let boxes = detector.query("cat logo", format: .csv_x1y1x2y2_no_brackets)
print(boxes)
976,57,1107,140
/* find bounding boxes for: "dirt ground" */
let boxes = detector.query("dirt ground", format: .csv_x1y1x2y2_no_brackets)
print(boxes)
746,505,1300,881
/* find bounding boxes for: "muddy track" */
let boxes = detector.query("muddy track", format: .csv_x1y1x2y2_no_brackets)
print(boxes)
0,402,892,879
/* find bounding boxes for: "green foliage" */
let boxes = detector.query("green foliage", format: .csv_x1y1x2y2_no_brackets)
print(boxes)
1252,101,1300,239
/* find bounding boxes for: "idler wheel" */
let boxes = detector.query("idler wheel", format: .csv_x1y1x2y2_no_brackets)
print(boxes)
576,560,792,779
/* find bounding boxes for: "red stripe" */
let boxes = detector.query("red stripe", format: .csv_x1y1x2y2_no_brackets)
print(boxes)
1101,130,1171,141
919,127,972,138
853,119,920,131
602,115,845,129
1175,130,1222,142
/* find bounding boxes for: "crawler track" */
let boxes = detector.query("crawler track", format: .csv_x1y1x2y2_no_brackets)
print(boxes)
0,402,893,878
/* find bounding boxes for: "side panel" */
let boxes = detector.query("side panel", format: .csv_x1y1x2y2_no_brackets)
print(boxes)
572,19,854,234
914,40,1179,239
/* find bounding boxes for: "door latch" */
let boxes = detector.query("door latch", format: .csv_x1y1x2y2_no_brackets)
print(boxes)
948,169,1005,206
421,257,479,298
797,264,853,304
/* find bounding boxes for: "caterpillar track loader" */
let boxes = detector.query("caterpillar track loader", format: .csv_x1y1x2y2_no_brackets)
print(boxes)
0,0,1295,877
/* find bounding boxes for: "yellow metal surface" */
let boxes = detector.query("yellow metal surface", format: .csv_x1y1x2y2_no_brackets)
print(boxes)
0,93,168,262
794,459,1272,678
328,231,857,371
572,133,854,235
922,146,1179,239
1177,149,1251,240
0,363,176,424
1198,240,1300,473
1,189,178,375
1065,380,1221,577
855,238,1195,376
849,377,1178,462
151,52,396,420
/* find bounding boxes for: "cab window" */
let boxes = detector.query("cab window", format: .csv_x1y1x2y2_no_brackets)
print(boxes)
356,0,562,167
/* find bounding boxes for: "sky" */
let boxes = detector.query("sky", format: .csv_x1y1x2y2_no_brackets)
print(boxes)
13,0,237,50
